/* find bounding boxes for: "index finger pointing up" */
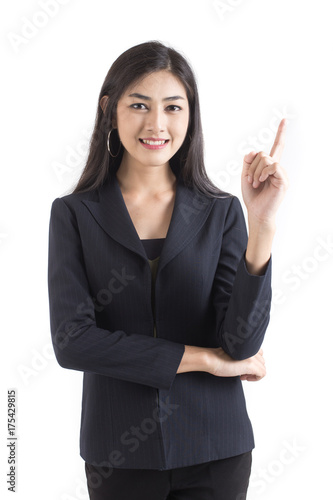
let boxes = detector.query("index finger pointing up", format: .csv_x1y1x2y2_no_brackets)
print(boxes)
269,118,287,162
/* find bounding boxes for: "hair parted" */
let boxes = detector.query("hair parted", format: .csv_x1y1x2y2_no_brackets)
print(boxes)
72,40,229,198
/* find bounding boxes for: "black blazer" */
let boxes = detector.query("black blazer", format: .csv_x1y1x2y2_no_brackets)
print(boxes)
47,166,272,470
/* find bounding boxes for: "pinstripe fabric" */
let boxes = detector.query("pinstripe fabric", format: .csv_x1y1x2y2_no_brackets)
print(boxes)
47,166,272,470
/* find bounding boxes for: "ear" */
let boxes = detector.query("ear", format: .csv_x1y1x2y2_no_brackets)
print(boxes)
99,95,109,114
100,95,118,129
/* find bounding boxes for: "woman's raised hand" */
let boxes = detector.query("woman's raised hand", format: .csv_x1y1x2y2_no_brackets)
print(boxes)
241,118,289,225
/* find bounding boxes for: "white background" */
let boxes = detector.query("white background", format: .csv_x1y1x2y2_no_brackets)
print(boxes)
1,0,332,498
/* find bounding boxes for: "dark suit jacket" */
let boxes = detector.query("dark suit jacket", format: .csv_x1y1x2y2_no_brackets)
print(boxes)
47,165,272,470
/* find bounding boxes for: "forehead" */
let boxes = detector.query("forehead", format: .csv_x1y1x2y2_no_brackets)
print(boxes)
124,70,187,98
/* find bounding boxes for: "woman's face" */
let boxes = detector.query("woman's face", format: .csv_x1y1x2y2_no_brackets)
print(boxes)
114,70,190,170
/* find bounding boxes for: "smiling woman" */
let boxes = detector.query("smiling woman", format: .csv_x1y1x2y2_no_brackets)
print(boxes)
109,70,190,171
72,40,227,198
47,40,285,500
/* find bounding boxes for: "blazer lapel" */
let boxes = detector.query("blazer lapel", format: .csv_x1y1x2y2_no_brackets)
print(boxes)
82,166,216,274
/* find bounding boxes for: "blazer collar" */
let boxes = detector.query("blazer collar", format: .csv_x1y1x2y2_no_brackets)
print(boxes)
82,167,216,273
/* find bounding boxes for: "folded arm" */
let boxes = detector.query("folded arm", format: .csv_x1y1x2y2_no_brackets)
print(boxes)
48,198,185,391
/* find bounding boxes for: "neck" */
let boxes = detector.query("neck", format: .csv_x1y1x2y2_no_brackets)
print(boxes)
115,154,177,196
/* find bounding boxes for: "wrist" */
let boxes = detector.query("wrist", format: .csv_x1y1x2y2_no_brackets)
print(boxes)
244,215,275,276
248,216,276,235
177,345,210,374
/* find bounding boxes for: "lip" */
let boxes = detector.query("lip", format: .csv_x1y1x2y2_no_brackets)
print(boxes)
139,138,170,150
140,137,168,141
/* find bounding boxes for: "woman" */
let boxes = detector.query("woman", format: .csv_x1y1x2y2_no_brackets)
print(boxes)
48,40,288,499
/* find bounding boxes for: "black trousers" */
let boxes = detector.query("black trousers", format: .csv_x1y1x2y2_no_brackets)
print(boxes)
84,451,252,500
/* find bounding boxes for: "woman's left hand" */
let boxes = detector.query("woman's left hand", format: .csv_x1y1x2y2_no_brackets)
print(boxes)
241,118,289,225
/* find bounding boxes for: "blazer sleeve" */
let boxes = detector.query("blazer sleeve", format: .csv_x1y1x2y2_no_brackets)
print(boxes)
47,197,185,390
212,196,272,359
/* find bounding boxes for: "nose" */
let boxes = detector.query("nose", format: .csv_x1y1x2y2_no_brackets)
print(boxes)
145,106,166,134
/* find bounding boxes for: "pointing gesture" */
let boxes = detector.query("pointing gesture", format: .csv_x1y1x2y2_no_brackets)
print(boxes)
269,117,286,162
241,118,289,225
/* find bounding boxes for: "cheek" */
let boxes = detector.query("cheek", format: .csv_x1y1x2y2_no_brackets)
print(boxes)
174,116,190,141
118,113,143,141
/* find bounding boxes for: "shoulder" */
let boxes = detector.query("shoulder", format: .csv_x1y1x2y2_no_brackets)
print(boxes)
57,186,99,204
50,185,99,215
201,191,247,239
208,191,244,219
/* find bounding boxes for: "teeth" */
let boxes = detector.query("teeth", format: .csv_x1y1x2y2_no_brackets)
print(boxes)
142,139,167,145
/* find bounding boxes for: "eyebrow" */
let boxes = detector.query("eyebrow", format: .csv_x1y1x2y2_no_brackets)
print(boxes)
128,93,185,102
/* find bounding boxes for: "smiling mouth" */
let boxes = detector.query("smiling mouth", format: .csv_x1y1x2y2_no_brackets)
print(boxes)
139,139,169,145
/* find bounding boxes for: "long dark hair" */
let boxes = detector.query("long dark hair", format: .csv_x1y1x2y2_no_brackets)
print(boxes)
72,40,229,198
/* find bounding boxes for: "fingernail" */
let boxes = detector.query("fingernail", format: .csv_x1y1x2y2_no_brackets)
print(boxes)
248,175,252,183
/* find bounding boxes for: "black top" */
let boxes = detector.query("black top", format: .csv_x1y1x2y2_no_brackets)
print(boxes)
141,237,165,260
141,238,165,339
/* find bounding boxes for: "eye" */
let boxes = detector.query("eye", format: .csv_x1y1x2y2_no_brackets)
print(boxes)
166,105,182,112
130,103,148,110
